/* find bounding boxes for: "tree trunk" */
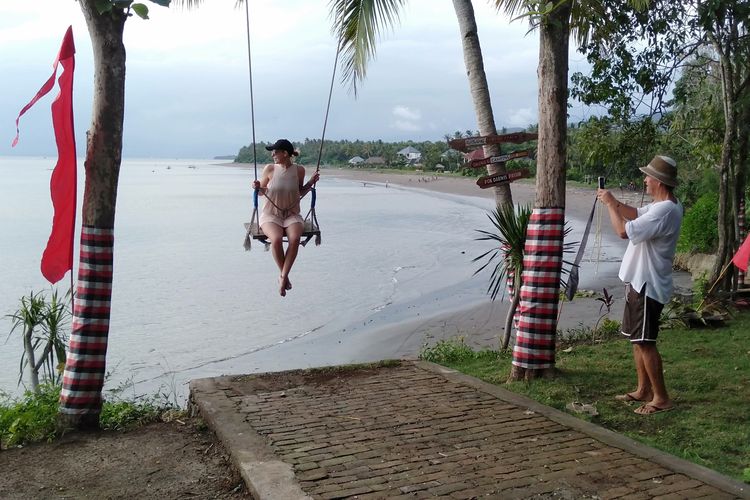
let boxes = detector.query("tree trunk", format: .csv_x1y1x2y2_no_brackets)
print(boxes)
502,289,520,350
24,327,40,393
708,32,737,294
509,2,570,381
736,92,750,286
58,0,127,431
452,0,513,208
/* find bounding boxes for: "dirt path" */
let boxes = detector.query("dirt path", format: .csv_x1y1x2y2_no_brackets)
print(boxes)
0,418,251,500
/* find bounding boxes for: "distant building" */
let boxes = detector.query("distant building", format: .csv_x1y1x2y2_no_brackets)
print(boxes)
348,156,365,166
364,156,386,165
397,146,422,162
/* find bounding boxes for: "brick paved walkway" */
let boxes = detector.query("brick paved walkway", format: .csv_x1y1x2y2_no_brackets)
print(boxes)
189,360,748,499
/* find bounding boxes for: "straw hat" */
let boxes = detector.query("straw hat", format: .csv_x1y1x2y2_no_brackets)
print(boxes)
639,155,678,187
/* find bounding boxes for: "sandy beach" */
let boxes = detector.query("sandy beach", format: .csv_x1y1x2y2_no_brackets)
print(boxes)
310,167,691,356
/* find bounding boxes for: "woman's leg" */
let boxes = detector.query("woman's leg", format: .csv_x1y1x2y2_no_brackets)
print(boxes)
260,223,287,295
280,223,303,293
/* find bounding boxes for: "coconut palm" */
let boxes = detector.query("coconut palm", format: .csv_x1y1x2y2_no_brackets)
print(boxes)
329,0,514,207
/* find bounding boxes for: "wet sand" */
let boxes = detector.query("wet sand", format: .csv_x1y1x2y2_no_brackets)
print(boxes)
321,168,635,352
230,165,690,368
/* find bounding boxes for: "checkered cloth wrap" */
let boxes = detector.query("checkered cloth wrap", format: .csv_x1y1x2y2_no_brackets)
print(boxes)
59,226,114,415
512,208,564,369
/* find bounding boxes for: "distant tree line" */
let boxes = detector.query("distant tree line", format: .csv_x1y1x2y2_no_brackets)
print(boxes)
233,130,539,175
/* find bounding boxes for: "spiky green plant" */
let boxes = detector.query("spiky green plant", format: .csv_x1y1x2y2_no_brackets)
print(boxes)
474,203,531,349
6,292,47,392
39,289,71,385
475,204,574,350
5,289,71,392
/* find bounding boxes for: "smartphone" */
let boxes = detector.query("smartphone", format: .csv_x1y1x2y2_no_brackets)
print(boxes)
598,176,606,189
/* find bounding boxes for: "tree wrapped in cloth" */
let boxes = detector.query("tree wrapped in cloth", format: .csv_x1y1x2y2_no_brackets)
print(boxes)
494,0,571,380
510,208,565,377
58,0,170,430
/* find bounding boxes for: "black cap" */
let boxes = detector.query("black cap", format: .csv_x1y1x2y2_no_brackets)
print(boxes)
265,139,297,156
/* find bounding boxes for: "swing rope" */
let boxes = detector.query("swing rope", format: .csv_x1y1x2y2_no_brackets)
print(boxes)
314,41,342,174
242,2,339,251
244,0,258,183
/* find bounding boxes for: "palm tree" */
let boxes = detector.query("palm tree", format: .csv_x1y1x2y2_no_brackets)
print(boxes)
330,0,513,207
58,0,170,430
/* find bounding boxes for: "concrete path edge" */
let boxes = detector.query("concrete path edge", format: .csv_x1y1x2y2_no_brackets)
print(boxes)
189,376,313,500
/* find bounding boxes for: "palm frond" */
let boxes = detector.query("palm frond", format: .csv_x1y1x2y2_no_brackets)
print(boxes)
329,0,407,95
490,0,532,18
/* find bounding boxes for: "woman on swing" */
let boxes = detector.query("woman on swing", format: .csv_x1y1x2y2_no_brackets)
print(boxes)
253,139,320,297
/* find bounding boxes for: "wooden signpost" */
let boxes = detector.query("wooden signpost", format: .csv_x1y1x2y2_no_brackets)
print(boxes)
476,168,530,189
467,149,534,168
448,132,538,152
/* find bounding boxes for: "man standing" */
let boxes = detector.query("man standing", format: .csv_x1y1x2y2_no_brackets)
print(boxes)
597,156,683,415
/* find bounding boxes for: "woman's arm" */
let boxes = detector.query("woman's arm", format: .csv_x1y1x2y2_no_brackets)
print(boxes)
298,166,320,197
253,164,274,193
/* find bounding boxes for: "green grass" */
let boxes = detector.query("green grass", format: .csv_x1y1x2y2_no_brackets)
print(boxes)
420,312,750,483
0,385,181,448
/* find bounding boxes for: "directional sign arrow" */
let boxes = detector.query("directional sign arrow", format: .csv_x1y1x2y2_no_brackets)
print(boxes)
476,168,530,189
448,132,538,152
468,149,534,169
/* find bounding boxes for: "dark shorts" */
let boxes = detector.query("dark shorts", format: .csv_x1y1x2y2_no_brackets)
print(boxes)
621,284,665,343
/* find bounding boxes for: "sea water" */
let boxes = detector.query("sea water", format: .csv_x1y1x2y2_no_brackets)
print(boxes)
0,157,501,401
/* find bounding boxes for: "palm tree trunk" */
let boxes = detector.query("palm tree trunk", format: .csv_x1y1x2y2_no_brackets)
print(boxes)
451,0,512,208
58,0,127,430
509,2,570,381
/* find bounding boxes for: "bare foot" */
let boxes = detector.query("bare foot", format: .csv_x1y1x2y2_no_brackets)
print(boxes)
285,279,292,291
279,276,287,297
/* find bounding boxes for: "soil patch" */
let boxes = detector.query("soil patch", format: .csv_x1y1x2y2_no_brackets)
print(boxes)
0,418,250,499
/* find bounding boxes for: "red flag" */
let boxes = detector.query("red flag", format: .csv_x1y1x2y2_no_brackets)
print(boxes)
732,234,750,272
13,27,77,284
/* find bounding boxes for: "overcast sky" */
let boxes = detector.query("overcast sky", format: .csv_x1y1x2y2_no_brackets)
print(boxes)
1,1,594,159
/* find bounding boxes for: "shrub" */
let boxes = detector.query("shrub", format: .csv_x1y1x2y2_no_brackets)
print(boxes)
0,384,60,448
677,192,718,253
420,338,476,363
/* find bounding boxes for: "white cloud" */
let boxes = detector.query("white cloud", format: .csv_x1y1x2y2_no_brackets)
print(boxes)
0,0,553,157
507,108,536,128
392,106,421,121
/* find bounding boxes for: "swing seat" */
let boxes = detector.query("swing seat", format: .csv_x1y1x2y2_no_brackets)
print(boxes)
243,208,321,251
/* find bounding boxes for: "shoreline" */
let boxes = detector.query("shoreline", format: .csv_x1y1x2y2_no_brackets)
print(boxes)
230,165,679,369
313,168,693,352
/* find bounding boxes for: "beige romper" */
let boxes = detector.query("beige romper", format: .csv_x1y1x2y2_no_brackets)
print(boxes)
259,164,304,228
